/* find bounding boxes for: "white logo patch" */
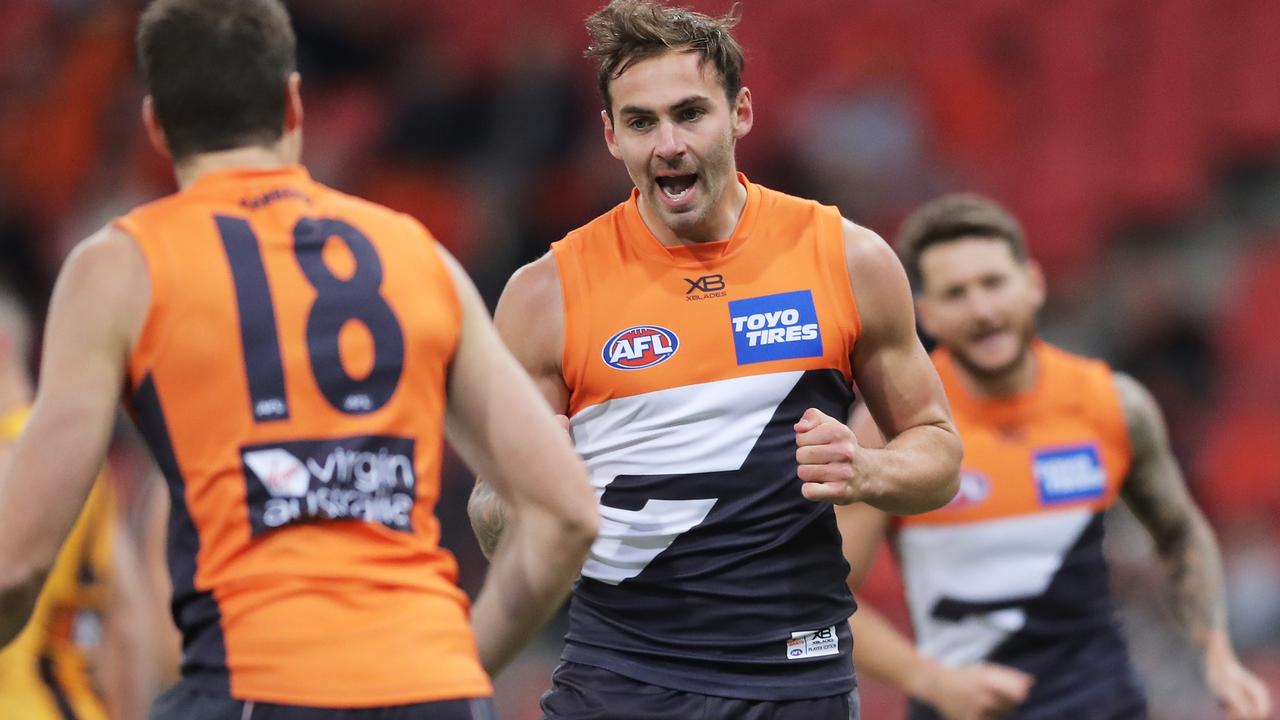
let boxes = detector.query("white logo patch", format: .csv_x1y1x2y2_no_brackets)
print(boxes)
786,625,840,659
243,448,310,498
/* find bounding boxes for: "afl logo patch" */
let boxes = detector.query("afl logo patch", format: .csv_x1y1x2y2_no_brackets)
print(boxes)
602,326,680,370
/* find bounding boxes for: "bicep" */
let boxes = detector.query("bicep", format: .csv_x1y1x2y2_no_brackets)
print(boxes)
441,251,574,501
0,231,143,574
845,223,952,439
1115,374,1199,547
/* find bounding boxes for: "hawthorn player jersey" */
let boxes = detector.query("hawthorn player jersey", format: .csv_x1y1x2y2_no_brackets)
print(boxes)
115,166,490,707
552,175,861,700
0,407,115,720
896,343,1147,719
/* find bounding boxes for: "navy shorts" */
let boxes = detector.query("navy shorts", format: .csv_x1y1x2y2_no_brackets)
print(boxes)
540,661,859,720
150,682,498,720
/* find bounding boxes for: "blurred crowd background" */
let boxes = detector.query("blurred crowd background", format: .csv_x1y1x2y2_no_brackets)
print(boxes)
2,1,1278,718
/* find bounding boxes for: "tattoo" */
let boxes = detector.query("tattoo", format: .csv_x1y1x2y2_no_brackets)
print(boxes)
1115,373,1227,647
467,480,507,560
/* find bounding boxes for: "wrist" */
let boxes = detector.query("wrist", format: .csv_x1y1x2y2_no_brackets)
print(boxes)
904,655,945,704
1201,629,1236,667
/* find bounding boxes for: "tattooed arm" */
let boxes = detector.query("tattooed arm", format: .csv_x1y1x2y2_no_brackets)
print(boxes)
1115,373,1271,720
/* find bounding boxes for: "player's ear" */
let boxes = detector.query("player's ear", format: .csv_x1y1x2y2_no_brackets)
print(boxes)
731,86,753,140
602,109,622,160
1025,259,1046,312
284,72,303,132
141,96,172,161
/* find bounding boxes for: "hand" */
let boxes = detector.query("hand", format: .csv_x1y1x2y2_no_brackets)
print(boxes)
1206,647,1272,720
794,407,864,504
913,661,1034,720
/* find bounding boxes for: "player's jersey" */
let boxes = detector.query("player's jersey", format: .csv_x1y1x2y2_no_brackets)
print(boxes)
114,166,490,707
0,406,114,720
895,343,1147,719
552,175,861,701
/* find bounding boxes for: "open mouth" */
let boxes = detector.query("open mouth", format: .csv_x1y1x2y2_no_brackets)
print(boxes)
655,174,697,202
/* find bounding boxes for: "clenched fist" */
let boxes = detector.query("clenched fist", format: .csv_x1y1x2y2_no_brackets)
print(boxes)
794,407,866,505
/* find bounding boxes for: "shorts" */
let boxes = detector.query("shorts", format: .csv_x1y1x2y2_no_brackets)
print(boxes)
540,661,859,720
150,682,498,720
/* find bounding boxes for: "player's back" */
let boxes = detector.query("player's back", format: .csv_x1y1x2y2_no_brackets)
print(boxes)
895,342,1146,719
115,166,490,706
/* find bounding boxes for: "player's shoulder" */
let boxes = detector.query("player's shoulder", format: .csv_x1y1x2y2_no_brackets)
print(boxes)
499,252,562,316
1039,341,1116,386
67,224,148,282
310,182,430,239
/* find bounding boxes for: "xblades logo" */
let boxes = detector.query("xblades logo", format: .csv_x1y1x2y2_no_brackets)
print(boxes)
683,274,726,301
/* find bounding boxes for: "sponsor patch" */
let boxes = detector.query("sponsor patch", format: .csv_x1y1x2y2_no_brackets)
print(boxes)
602,326,679,370
786,625,840,660
241,435,416,536
944,470,991,510
728,290,823,365
1033,444,1106,504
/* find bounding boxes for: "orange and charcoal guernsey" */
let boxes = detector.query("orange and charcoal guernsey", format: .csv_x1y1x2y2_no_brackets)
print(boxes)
114,166,491,707
892,342,1146,717
550,175,862,700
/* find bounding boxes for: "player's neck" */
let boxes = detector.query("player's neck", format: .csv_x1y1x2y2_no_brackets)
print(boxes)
953,345,1038,400
173,146,297,190
639,174,748,247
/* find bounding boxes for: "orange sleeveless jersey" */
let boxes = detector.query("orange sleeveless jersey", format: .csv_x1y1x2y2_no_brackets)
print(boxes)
556,175,859,411
549,176,864,700
891,341,1133,668
115,167,490,706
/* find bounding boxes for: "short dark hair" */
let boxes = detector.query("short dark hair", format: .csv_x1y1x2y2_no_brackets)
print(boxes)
585,0,745,119
895,193,1028,290
136,0,296,161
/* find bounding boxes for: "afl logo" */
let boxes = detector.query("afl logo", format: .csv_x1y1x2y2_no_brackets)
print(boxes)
602,326,680,370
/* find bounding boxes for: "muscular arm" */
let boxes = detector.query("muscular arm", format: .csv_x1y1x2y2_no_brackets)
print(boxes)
441,250,595,675
466,253,570,559
1116,373,1225,648
801,222,960,514
1116,373,1270,718
0,227,147,647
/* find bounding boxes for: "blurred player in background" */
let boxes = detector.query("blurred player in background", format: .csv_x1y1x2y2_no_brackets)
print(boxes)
468,2,961,718
0,281,156,719
0,1,597,718
840,194,1272,720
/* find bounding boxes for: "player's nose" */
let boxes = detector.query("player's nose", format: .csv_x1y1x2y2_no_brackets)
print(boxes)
654,121,685,161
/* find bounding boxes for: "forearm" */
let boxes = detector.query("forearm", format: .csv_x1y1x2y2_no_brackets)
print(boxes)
860,423,961,514
469,508,592,675
467,479,507,560
851,603,938,699
1157,513,1229,655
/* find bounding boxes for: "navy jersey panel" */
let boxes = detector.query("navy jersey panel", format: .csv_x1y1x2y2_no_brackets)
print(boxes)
563,369,857,700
